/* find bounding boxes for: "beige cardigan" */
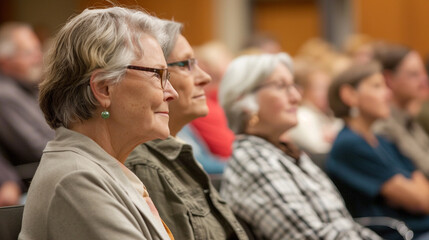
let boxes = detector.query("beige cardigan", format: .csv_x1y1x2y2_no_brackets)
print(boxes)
19,127,170,240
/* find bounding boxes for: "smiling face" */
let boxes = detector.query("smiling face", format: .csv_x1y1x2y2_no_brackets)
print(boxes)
356,73,391,120
167,35,211,126
109,34,178,141
255,63,301,136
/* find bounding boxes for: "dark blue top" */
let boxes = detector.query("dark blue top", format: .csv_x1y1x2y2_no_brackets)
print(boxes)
327,126,429,239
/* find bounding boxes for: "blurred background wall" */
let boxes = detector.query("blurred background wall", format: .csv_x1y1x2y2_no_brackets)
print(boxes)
0,0,428,57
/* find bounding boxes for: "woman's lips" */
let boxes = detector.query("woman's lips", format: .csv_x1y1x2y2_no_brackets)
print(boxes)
155,111,169,117
192,93,206,99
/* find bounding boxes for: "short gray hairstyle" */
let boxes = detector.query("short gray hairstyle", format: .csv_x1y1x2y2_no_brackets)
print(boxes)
219,53,293,134
162,21,183,58
39,7,182,129
0,22,33,59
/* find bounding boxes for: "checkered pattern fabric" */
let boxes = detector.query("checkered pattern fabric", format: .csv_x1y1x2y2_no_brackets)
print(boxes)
220,135,381,240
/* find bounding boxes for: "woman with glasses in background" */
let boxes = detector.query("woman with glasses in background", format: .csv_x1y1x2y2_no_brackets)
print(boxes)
218,53,381,240
19,7,179,240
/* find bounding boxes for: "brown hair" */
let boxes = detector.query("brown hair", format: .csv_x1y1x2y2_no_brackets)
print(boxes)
373,42,411,72
328,61,381,118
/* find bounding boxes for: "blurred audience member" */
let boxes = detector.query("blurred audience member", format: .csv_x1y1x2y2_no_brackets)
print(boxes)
327,62,429,239
185,41,234,168
343,34,375,64
0,22,54,167
416,57,429,135
0,151,21,206
242,32,282,54
288,59,342,156
219,53,381,240
373,43,429,177
296,38,351,78
126,32,247,240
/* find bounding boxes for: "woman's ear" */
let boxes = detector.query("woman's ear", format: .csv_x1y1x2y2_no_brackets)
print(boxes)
383,70,394,89
89,70,112,108
339,84,358,108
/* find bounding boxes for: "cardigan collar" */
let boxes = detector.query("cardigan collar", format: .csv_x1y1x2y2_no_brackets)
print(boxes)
44,127,171,239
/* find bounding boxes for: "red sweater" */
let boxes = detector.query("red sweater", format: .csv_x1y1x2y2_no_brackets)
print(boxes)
190,90,234,159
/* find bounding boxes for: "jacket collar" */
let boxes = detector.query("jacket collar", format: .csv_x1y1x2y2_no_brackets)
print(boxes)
144,136,188,161
390,106,414,130
391,105,412,124
44,127,171,239
236,134,301,164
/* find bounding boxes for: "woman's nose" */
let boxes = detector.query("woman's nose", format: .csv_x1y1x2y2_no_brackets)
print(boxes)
164,80,178,102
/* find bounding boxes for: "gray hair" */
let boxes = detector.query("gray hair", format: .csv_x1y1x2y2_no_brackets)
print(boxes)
162,21,183,58
39,7,182,129
0,22,33,59
219,53,293,134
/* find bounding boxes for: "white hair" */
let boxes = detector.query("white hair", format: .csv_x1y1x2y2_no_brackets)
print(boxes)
218,53,293,133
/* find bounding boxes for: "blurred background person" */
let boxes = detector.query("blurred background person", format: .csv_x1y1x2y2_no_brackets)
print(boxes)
342,34,375,64
219,53,381,240
373,43,429,177
295,38,351,78
416,57,429,135
286,38,348,167
126,30,248,240
288,58,342,159
20,7,178,239
241,32,282,54
327,61,429,240
0,22,54,188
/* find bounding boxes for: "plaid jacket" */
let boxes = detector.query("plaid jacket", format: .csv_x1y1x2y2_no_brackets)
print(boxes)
220,135,381,240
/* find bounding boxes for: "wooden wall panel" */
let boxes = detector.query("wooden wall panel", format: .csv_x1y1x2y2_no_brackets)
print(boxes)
354,0,429,57
79,0,215,46
408,0,429,58
0,0,13,23
253,0,321,56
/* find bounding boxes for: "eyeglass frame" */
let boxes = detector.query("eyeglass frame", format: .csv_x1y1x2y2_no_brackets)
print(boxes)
167,58,198,71
253,80,299,95
126,65,170,89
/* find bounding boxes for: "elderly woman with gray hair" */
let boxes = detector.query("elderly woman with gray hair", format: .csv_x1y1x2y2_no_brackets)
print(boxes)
218,53,381,240
19,7,179,240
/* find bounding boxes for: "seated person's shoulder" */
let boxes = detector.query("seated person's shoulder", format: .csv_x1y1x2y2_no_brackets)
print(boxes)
331,128,365,151
39,150,110,179
0,77,28,100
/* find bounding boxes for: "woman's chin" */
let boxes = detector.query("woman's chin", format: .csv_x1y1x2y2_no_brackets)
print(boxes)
158,130,170,139
152,127,170,140
285,118,298,130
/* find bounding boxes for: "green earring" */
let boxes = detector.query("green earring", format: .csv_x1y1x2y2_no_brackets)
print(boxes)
101,110,110,119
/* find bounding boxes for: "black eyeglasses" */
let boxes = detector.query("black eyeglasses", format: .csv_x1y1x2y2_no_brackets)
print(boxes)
127,65,170,89
167,58,198,71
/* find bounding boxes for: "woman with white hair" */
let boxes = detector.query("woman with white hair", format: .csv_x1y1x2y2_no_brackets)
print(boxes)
218,53,381,240
19,7,179,240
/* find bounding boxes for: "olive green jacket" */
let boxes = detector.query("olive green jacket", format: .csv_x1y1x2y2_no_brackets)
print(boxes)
126,137,248,240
